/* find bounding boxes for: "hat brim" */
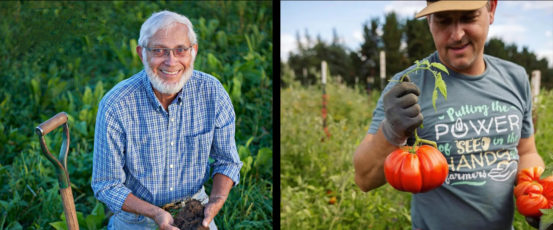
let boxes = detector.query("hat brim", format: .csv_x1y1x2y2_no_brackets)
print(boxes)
415,1,488,18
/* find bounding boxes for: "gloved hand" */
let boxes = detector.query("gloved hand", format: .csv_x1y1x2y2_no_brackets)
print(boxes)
525,216,539,229
381,76,423,146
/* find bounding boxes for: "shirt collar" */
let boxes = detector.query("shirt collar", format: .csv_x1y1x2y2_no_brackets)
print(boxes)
140,70,186,111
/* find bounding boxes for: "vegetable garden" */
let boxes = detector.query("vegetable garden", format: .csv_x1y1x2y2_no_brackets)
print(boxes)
0,1,272,229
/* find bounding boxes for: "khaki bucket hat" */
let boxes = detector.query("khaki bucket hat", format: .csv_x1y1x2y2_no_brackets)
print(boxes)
415,0,488,18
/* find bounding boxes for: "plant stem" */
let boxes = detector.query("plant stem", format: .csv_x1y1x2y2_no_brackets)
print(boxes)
399,66,435,82
413,129,438,149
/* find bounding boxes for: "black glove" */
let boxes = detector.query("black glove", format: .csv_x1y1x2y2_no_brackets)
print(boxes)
525,216,539,229
381,76,423,146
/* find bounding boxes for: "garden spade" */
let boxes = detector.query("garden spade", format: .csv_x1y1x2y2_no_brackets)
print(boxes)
35,112,79,230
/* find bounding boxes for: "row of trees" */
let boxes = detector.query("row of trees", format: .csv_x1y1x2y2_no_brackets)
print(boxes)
283,12,553,89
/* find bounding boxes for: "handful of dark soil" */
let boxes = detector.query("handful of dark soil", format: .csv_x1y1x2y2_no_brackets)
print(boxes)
173,199,209,230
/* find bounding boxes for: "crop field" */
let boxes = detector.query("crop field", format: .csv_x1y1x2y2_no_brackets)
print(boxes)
280,72,553,229
0,1,272,229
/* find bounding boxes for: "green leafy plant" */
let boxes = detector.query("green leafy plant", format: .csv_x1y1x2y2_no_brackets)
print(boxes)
49,202,106,230
399,59,449,112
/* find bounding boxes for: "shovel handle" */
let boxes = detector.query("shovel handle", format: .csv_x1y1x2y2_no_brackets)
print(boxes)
36,112,68,136
60,187,79,230
35,112,71,188
35,112,79,229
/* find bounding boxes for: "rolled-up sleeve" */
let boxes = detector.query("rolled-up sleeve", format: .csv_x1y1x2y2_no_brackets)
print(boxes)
210,83,242,186
91,99,131,213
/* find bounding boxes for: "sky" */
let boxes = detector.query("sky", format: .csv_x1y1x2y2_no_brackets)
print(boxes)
281,1,553,67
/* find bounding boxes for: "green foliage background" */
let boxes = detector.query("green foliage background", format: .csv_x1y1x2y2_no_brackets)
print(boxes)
0,1,272,229
280,64,553,229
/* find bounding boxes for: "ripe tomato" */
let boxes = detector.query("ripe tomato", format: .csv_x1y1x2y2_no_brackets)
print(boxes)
541,177,553,202
514,167,553,217
517,166,544,184
516,193,551,217
329,196,337,205
540,175,553,184
514,181,543,198
384,145,449,193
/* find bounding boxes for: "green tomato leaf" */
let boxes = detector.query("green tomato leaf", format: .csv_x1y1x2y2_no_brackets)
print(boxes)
431,62,449,75
432,89,438,112
541,208,553,215
540,208,553,230
435,73,447,100
421,59,430,67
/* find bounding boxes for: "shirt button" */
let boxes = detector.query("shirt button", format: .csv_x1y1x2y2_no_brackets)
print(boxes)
170,187,173,191
170,164,174,168
171,141,174,146
171,118,174,122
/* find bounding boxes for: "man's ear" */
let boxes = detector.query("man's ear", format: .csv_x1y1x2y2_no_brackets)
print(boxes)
426,15,432,31
191,44,198,58
137,46,144,62
489,0,498,24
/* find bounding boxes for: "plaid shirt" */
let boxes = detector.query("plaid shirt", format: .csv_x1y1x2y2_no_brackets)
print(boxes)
92,70,242,214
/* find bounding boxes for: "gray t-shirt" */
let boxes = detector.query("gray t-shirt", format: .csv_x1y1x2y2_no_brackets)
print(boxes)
369,52,533,229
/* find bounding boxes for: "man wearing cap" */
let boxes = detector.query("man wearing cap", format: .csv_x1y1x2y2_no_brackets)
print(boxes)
353,0,545,229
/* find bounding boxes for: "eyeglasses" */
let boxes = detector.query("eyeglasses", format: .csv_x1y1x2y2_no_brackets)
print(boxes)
145,46,194,58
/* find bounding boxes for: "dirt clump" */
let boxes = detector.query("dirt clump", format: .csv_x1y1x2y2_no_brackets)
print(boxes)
173,199,209,230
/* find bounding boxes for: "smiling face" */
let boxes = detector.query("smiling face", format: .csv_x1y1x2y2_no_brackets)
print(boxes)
427,2,496,76
137,23,198,95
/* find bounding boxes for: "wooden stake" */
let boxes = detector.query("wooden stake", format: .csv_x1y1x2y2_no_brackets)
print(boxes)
322,61,331,140
531,70,541,133
380,51,386,90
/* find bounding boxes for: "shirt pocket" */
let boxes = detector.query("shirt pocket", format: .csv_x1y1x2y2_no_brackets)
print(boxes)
180,131,212,180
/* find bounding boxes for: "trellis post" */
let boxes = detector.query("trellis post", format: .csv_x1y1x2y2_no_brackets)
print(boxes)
531,70,541,133
380,51,386,90
322,61,331,139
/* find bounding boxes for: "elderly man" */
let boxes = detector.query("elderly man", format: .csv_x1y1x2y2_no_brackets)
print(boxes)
353,0,545,229
92,10,242,230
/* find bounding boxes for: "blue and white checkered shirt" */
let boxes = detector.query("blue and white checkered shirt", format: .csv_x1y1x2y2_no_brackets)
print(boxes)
91,70,242,214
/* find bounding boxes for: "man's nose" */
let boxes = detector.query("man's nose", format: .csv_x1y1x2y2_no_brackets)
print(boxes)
163,50,178,65
450,21,465,41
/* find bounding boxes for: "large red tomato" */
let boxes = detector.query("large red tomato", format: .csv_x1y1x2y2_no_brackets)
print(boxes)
516,193,550,217
384,145,449,193
514,181,543,198
517,166,544,184
514,167,553,217
542,179,553,207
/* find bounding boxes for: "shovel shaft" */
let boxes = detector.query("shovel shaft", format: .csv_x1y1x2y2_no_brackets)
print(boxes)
60,187,79,230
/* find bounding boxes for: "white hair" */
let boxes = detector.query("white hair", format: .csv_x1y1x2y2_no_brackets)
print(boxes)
138,10,197,59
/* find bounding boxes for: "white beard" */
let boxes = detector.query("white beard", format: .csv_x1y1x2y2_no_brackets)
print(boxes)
144,62,194,95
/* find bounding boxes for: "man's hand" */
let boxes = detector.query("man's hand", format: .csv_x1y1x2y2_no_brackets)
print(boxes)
122,193,179,230
153,209,179,230
381,76,423,146
202,195,227,228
